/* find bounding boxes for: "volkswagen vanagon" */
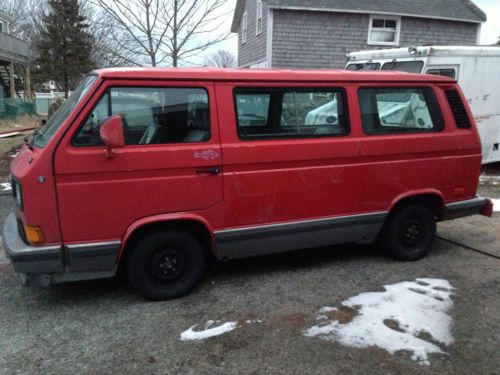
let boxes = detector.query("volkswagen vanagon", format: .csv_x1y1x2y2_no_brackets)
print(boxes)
3,68,493,300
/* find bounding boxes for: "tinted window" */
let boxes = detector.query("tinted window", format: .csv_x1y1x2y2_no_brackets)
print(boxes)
73,87,210,146
426,69,456,79
235,89,349,139
381,61,424,73
346,63,381,71
359,87,444,134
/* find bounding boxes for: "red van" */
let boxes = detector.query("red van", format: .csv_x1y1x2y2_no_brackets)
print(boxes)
3,68,492,300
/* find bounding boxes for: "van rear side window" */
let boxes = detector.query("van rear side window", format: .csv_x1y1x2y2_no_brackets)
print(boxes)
359,87,444,134
235,88,349,139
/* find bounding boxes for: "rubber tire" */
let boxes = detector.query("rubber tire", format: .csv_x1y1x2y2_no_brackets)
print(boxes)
127,229,206,301
383,205,436,261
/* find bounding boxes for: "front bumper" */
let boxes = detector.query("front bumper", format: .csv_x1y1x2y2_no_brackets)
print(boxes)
3,212,119,285
442,196,493,220
3,212,63,274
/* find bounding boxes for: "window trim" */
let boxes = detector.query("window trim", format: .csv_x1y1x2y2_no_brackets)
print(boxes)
242,11,248,44
256,0,263,36
367,15,401,46
233,87,351,141
71,85,212,147
358,86,445,136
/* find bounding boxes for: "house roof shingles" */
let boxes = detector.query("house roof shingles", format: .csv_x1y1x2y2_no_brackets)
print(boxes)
231,0,487,31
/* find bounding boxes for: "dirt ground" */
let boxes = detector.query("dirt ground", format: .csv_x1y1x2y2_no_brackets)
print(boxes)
0,131,498,374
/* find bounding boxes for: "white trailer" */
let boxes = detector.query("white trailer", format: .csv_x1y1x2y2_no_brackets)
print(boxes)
346,46,500,164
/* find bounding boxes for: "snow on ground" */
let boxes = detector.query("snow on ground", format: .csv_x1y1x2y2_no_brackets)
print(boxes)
491,199,500,212
1,183,11,192
180,319,263,341
304,278,455,365
180,320,238,341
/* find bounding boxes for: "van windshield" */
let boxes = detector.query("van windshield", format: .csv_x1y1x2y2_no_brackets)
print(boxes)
32,75,98,148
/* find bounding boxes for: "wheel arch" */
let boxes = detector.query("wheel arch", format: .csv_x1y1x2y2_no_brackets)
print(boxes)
388,189,445,219
118,214,216,263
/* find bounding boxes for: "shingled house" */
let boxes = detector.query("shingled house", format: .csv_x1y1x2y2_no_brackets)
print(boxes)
0,10,32,104
231,0,487,68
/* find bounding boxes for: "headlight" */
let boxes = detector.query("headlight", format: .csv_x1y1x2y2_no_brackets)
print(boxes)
11,178,23,210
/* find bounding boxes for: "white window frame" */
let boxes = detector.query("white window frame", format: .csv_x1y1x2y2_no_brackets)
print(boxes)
367,15,401,46
256,0,263,36
242,12,248,44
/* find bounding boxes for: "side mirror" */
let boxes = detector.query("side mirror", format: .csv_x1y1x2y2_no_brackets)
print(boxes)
99,116,125,158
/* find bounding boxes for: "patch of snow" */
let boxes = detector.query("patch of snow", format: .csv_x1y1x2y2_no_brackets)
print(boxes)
245,319,263,324
1,183,12,192
180,320,238,341
480,175,500,183
491,199,500,212
304,278,454,365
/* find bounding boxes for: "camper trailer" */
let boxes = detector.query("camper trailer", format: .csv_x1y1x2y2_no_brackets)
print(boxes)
347,46,500,164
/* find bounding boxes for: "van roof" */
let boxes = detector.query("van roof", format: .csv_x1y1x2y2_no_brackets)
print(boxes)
95,67,454,83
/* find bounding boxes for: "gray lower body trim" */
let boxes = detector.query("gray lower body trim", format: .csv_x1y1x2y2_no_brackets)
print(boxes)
3,212,120,284
66,241,121,273
214,212,388,261
442,196,490,221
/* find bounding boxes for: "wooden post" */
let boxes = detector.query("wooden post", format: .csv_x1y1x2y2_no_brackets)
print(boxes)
25,64,32,100
9,60,15,99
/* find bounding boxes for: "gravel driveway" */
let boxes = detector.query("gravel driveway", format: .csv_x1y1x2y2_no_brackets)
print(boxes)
0,190,499,375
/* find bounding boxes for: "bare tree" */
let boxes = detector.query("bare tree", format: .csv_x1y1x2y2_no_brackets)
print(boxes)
0,0,45,43
81,2,141,67
204,49,236,68
91,0,171,66
92,0,231,67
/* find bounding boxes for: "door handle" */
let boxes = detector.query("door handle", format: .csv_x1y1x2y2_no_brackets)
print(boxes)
196,167,221,175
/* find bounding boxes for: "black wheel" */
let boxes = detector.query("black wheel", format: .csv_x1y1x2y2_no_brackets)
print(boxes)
383,205,436,261
127,229,206,301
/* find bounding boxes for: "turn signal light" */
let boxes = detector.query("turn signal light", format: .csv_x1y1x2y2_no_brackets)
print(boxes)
24,225,45,245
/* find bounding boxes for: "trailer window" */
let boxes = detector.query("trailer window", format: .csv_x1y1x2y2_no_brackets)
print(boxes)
346,63,381,71
234,88,349,139
359,87,444,134
426,69,456,79
381,61,424,73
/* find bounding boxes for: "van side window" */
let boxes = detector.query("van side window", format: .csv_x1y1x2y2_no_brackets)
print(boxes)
73,87,210,146
235,88,349,139
359,87,444,134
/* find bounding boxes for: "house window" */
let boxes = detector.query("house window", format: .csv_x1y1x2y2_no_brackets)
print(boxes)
242,12,248,44
256,0,263,35
0,22,4,33
368,15,401,46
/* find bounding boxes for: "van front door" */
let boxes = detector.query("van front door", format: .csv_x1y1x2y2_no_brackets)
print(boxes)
53,81,223,258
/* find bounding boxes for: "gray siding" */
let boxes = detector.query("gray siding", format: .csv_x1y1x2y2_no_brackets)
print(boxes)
272,11,370,69
271,10,480,69
399,17,478,46
238,0,268,67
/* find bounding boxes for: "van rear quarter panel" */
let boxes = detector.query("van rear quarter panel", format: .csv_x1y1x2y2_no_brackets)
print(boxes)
216,81,481,230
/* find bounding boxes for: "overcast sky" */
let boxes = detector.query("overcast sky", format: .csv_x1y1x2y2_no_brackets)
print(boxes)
203,0,500,63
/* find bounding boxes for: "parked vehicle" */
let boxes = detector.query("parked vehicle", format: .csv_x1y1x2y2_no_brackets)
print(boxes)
3,68,493,300
346,46,500,164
